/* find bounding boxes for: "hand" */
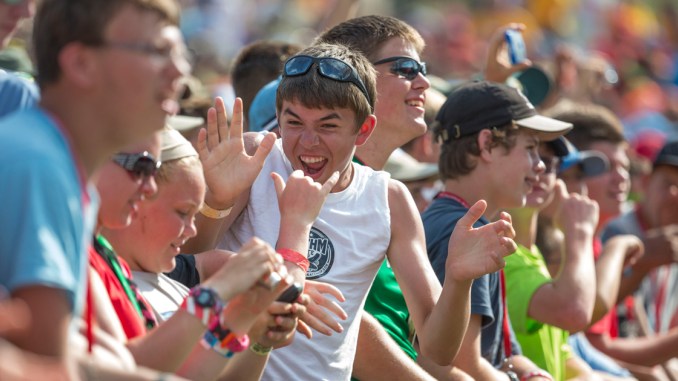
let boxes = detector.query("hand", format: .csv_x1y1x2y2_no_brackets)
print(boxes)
297,280,347,337
445,200,517,282
248,301,307,349
483,23,532,83
605,234,644,268
196,97,276,209
202,237,285,302
272,170,339,230
643,223,678,268
551,180,599,236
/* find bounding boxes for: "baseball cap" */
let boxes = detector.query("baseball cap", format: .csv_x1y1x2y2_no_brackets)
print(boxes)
166,114,205,132
249,77,280,132
549,136,609,177
384,149,438,182
436,80,572,143
653,140,678,168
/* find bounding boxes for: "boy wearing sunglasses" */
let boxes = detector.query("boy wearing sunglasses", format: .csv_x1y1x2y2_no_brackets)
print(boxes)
191,43,517,380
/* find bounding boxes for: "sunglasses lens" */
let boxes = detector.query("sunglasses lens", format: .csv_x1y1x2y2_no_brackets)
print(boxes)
319,59,352,81
132,157,157,178
285,56,313,76
393,59,425,80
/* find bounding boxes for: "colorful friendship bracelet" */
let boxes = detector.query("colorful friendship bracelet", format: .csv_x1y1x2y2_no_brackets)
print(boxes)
181,286,223,327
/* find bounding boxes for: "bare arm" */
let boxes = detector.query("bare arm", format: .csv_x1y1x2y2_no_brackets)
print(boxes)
453,314,511,380
586,327,678,367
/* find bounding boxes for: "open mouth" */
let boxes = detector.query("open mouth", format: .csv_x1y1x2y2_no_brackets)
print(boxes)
300,155,327,178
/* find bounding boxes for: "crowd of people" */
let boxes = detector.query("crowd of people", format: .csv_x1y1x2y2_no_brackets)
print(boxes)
0,0,677,380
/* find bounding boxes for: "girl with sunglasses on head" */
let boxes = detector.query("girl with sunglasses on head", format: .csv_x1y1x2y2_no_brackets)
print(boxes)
85,128,307,380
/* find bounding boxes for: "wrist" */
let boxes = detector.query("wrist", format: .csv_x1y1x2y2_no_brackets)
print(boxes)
181,286,224,327
520,369,553,381
249,342,273,356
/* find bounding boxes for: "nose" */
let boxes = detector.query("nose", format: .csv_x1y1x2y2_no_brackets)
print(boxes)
183,216,198,240
413,72,430,90
140,176,158,199
300,128,319,148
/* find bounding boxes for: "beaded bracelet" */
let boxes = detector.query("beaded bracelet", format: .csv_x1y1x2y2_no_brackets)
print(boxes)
201,330,250,358
180,286,223,327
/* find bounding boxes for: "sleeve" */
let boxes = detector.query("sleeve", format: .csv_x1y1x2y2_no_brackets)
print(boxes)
471,273,495,327
0,161,83,309
0,74,39,118
164,254,200,288
504,247,552,334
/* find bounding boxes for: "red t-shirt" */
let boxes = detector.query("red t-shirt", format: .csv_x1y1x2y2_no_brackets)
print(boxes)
587,238,619,338
88,245,146,339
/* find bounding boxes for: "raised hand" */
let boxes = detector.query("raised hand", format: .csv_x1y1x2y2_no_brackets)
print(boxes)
248,300,307,350
551,179,599,236
297,280,347,336
643,224,678,268
445,200,517,282
196,97,277,209
605,234,645,268
272,170,339,229
483,23,532,83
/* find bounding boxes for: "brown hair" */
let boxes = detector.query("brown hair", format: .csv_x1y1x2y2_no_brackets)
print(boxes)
33,0,180,87
435,122,520,180
546,103,625,150
276,43,376,129
314,15,425,62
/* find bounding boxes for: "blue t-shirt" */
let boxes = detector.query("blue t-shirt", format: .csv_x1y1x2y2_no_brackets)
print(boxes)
0,107,97,315
422,196,521,367
0,71,39,119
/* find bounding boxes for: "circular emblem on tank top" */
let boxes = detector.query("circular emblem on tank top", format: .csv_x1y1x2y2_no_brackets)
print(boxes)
306,227,334,279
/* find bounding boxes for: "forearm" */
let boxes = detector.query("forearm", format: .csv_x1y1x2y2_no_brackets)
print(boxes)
417,277,472,365
216,350,268,381
353,313,436,381
275,217,312,284
587,328,678,367
591,252,625,323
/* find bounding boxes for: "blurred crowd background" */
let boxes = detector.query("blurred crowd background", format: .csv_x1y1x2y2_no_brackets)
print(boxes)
5,0,678,143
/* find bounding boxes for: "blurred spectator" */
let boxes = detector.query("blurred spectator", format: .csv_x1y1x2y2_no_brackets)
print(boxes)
384,149,439,213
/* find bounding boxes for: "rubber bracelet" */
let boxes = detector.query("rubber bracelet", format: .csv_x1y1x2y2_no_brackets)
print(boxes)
200,202,232,219
277,248,309,273
520,370,553,381
249,342,273,356
180,286,223,327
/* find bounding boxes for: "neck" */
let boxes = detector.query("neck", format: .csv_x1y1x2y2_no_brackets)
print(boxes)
443,177,499,219
354,141,393,170
507,207,538,248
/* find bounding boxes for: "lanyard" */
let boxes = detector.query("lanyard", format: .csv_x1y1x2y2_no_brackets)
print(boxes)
434,191,470,208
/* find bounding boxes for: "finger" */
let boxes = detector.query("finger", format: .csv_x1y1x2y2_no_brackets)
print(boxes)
206,106,219,151
500,237,517,256
456,200,487,231
321,171,340,195
307,281,346,303
306,304,343,333
252,132,276,164
215,97,229,141
230,98,244,141
494,217,516,240
196,128,209,162
296,319,313,339
553,179,568,206
271,172,286,204
300,311,333,336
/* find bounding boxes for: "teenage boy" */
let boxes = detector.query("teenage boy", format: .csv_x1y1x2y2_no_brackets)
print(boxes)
423,80,572,380
0,0,185,370
505,137,607,380
191,43,517,380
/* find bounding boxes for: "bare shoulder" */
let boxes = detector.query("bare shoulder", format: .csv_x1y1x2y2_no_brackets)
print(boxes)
243,131,270,155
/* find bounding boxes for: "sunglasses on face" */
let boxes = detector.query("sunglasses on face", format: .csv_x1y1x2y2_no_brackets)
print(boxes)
541,156,560,174
283,55,372,107
112,151,161,180
373,56,427,81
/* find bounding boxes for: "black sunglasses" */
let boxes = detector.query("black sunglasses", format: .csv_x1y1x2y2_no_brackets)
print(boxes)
112,151,161,179
283,55,372,108
373,56,427,81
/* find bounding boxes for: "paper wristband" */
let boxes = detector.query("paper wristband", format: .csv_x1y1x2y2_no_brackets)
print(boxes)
277,248,309,273
200,202,232,219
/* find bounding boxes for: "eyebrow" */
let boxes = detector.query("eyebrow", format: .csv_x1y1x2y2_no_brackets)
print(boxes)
282,108,342,122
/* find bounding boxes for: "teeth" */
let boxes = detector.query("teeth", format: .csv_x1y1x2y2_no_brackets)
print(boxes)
300,155,324,164
407,100,423,107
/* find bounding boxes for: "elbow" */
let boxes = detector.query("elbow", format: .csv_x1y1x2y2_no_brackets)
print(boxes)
418,342,456,366
556,305,592,333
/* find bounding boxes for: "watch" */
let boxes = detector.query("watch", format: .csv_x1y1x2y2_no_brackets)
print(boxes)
182,286,223,326
191,286,220,309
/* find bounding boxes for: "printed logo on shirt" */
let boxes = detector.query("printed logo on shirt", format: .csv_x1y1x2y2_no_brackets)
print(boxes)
306,227,334,279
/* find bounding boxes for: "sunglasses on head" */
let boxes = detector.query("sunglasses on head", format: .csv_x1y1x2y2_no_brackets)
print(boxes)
283,55,372,108
112,151,160,180
373,56,427,81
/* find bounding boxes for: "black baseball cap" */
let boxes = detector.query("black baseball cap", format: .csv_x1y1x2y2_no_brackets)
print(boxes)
654,140,678,168
436,81,572,143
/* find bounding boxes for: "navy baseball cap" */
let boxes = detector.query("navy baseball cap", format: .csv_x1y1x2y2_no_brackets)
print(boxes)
436,81,572,143
548,136,609,177
654,140,678,168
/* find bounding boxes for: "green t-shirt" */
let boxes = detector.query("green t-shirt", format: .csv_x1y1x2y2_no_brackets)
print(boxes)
504,244,571,381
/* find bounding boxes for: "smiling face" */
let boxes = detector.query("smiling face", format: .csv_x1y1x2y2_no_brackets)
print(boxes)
109,158,205,273
371,37,431,146
491,129,546,209
525,143,559,210
279,100,375,192
583,141,630,227
95,132,161,229
0,0,34,48
643,165,678,228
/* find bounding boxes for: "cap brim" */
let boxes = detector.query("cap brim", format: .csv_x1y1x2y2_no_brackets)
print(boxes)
560,150,609,178
515,115,573,141
167,115,205,131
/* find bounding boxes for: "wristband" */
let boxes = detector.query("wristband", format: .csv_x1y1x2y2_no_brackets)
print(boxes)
201,330,250,358
181,286,223,327
520,370,553,381
200,202,232,219
249,342,273,356
277,248,309,273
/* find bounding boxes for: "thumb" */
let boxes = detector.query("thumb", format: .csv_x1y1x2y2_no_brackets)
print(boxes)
271,172,286,203
552,179,568,208
321,171,340,195
456,200,487,231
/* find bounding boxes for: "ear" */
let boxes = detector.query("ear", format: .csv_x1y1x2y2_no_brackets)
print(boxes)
58,42,99,89
355,114,377,146
477,129,494,162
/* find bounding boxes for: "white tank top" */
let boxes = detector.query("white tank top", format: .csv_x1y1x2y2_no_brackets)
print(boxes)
219,139,391,380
